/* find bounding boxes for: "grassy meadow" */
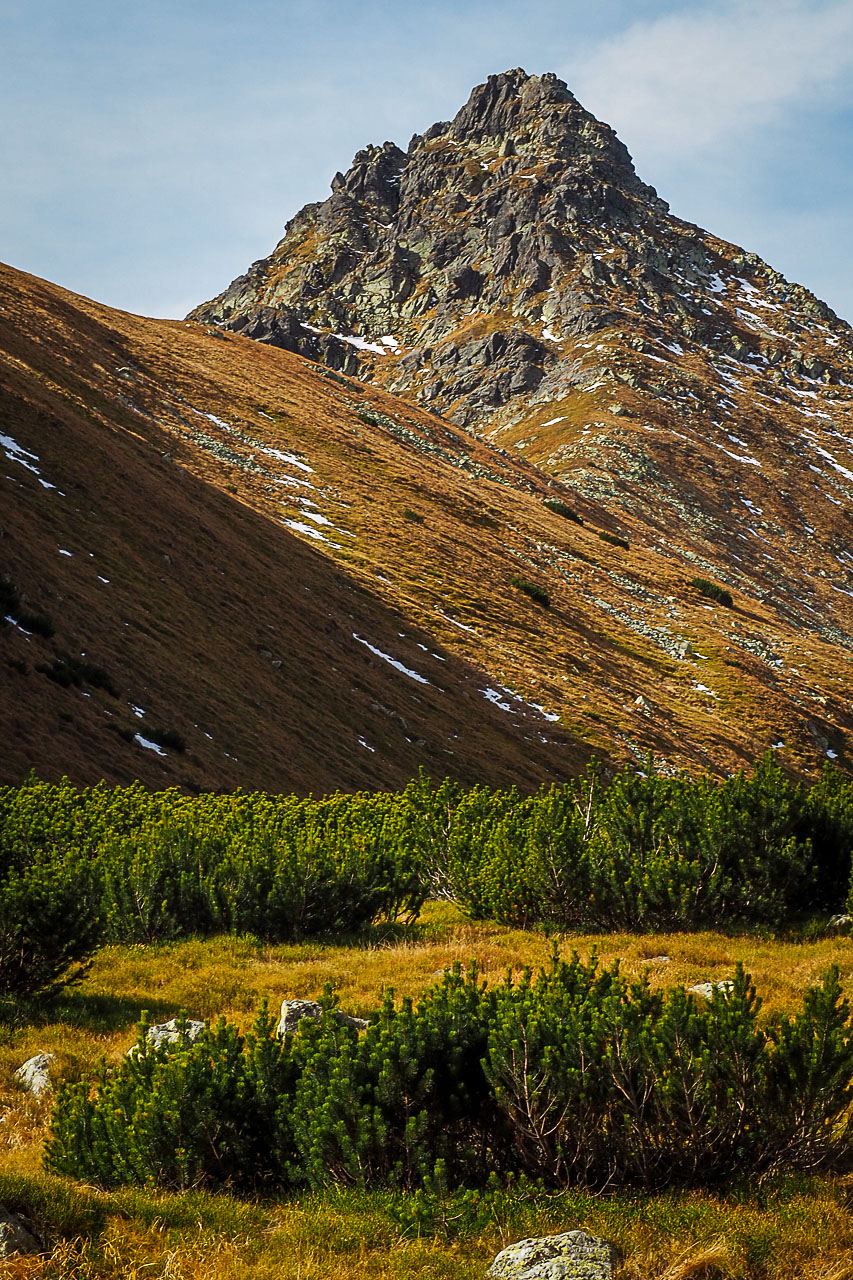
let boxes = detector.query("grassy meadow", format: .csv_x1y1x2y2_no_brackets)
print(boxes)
2,904,853,1277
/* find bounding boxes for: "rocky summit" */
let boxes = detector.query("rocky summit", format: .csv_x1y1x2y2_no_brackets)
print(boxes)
191,68,675,424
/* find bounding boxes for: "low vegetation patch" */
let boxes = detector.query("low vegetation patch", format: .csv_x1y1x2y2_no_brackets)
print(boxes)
0,575,54,638
510,576,550,606
145,727,187,754
543,497,583,524
597,530,629,549
691,577,734,607
35,656,118,697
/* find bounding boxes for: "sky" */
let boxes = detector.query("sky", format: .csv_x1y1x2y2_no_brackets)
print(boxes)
2,0,852,323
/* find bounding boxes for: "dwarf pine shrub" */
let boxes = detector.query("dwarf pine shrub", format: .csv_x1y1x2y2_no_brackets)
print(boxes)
510,576,550,606
691,577,734,607
543,498,583,524
0,839,100,1001
46,958,853,1193
598,530,629,549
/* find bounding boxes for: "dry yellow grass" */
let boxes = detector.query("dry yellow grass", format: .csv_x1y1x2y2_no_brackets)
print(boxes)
2,914,853,1275
2,908,852,1168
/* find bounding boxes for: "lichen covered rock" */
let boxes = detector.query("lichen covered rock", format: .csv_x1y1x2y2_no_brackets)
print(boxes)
488,1230,617,1280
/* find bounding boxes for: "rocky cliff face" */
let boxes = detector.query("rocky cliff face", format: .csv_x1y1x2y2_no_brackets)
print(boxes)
191,68,851,433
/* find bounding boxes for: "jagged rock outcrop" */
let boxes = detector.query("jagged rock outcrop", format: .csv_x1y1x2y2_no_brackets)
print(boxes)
190,69,674,421
191,68,851,443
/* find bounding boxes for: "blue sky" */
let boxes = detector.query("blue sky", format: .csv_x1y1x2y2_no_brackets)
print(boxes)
2,0,852,322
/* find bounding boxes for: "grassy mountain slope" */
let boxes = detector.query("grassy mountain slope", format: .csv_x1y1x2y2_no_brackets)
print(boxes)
2,258,852,789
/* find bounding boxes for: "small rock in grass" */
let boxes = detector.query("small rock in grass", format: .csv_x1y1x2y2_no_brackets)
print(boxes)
128,1018,206,1055
488,1229,617,1280
0,1204,42,1258
277,999,368,1038
148,1017,206,1047
689,980,734,1001
15,1053,55,1097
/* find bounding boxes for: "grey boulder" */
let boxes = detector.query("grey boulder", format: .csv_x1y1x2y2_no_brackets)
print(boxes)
488,1230,617,1280
128,1018,207,1055
148,1018,206,1047
0,1204,42,1258
277,999,368,1038
689,980,734,1001
15,1053,55,1097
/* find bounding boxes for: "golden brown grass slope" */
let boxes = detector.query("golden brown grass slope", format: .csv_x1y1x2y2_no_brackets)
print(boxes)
1,259,851,790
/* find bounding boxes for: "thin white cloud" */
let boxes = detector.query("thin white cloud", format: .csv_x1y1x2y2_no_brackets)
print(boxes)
568,0,853,156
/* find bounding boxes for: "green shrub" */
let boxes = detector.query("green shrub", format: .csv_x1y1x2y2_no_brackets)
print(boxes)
290,970,501,1190
597,530,629,549
0,839,100,1001
47,960,853,1194
543,498,583,524
402,508,424,523
691,577,734,607
510,577,550,607
46,1005,296,1191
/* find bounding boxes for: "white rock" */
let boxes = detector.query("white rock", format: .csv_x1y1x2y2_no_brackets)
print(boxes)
488,1230,617,1280
15,1053,55,1097
689,979,734,1001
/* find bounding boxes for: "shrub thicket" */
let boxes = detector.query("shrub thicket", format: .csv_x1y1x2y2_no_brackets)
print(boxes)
46,956,853,1193
0,779,430,952
434,756,845,931
2,758,853,965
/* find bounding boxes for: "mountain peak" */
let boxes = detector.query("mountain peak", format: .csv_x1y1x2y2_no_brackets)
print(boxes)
189,72,853,613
